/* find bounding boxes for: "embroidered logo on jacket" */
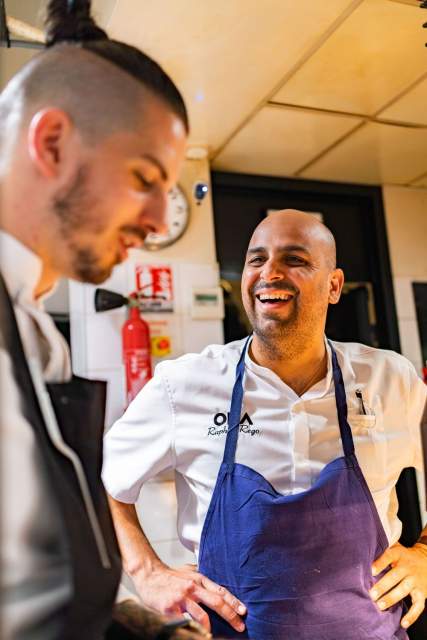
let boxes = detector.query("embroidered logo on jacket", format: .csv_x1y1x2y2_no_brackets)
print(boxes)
207,412,261,437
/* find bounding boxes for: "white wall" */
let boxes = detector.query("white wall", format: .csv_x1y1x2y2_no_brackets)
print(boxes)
383,184,427,526
383,185,427,375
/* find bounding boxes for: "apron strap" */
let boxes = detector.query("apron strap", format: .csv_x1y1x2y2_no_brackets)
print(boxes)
223,336,250,466
222,337,355,466
329,340,355,457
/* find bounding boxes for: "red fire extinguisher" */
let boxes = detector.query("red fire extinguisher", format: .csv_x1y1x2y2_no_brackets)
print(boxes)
122,294,152,406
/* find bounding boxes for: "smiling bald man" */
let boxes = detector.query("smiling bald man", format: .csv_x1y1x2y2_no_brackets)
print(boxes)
104,210,427,640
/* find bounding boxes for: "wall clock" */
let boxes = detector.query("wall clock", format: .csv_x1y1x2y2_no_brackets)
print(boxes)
143,184,190,251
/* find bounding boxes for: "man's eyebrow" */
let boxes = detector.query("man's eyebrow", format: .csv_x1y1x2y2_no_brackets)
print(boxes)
140,154,169,182
247,244,311,255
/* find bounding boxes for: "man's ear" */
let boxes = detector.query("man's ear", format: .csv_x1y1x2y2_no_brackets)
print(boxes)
27,108,73,178
329,268,344,305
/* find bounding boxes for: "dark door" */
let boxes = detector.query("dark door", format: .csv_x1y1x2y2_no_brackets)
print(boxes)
212,171,425,640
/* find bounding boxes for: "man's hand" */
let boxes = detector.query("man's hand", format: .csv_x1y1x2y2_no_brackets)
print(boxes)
110,599,212,639
132,564,246,633
370,542,427,629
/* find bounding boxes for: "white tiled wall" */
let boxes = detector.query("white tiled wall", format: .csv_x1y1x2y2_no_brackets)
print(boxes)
137,480,195,566
383,185,427,526
393,280,423,375
119,479,195,600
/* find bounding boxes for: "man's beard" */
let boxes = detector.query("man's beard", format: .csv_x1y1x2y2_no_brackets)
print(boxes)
247,296,327,360
250,303,299,341
247,281,300,342
70,245,118,284
51,165,116,284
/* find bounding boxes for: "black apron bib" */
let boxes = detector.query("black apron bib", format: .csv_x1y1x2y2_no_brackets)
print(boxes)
0,273,122,639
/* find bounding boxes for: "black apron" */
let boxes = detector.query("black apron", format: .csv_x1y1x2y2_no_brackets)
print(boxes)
0,272,122,639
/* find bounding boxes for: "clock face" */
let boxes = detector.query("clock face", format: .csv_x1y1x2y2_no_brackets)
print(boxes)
143,184,190,251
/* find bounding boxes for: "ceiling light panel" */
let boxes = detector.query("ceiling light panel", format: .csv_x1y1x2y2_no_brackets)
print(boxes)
300,122,427,185
273,0,426,117
212,105,362,176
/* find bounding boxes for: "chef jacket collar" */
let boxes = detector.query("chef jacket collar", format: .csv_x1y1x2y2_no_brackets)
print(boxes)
244,334,337,401
0,231,56,307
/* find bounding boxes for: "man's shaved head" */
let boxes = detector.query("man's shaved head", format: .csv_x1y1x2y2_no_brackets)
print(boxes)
251,209,337,271
242,209,344,358
0,45,181,170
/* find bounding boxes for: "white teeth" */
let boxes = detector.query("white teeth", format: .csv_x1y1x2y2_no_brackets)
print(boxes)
258,293,292,302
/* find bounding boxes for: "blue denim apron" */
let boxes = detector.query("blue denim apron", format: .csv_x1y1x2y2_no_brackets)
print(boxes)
198,338,407,639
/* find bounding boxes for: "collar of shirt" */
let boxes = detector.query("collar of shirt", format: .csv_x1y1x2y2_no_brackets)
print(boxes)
244,335,335,401
0,231,71,382
0,231,45,308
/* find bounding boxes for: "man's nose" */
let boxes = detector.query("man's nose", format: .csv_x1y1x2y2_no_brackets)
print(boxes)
141,191,169,236
261,258,285,281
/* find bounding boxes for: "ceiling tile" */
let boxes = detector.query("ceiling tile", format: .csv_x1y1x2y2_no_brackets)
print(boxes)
378,77,427,126
106,0,358,150
6,0,118,29
300,122,427,185
212,105,362,176
5,0,43,27
273,0,427,116
411,174,427,188
92,0,118,29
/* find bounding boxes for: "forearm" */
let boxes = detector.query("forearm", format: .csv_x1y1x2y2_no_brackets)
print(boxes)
108,496,165,579
109,601,210,640
107,498,246,632
109,599,165,640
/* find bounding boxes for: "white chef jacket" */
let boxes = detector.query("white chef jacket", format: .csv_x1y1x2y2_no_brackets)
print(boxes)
0,231,71,640
103,337,426,558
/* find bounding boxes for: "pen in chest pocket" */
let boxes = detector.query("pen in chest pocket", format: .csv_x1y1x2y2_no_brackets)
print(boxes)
355,389,367,415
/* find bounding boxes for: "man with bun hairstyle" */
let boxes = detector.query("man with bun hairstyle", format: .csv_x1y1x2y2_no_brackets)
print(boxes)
0,1,224,638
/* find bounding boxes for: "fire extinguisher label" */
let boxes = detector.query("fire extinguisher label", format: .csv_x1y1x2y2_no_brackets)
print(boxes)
124,347,151,404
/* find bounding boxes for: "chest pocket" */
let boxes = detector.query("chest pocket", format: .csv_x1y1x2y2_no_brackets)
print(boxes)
348,413,377,431
347,392,383,434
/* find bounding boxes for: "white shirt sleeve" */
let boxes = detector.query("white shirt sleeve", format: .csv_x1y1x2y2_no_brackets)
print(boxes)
102,363,175,503
405,360,427,472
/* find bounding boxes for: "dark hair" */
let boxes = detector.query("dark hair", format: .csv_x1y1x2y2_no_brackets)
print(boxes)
45,0,189,132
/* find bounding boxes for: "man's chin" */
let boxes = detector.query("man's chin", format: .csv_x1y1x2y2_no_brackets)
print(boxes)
253,315,297,337
257,310,296,326
74,264,114,286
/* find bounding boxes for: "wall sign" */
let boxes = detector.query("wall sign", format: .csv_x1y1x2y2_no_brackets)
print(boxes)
135,264,174,312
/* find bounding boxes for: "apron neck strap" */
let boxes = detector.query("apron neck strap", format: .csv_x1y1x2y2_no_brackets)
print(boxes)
222,337,355,466
223,336,250,466
329,340,355,457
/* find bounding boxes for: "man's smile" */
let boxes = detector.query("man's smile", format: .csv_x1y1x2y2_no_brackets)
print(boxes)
254,288,297,311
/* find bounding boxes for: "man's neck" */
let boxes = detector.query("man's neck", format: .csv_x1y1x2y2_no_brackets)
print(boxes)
0,225,58,300
1,186,59,300
250,333,328,397
34,264,59,299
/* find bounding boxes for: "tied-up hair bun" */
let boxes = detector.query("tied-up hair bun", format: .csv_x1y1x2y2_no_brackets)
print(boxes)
45,0,108,47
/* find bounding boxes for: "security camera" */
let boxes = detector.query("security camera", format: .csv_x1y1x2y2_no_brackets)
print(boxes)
193,182,209,205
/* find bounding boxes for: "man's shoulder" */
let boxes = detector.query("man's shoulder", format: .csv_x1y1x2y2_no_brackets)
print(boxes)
155,337,248,378
330,339,415,374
